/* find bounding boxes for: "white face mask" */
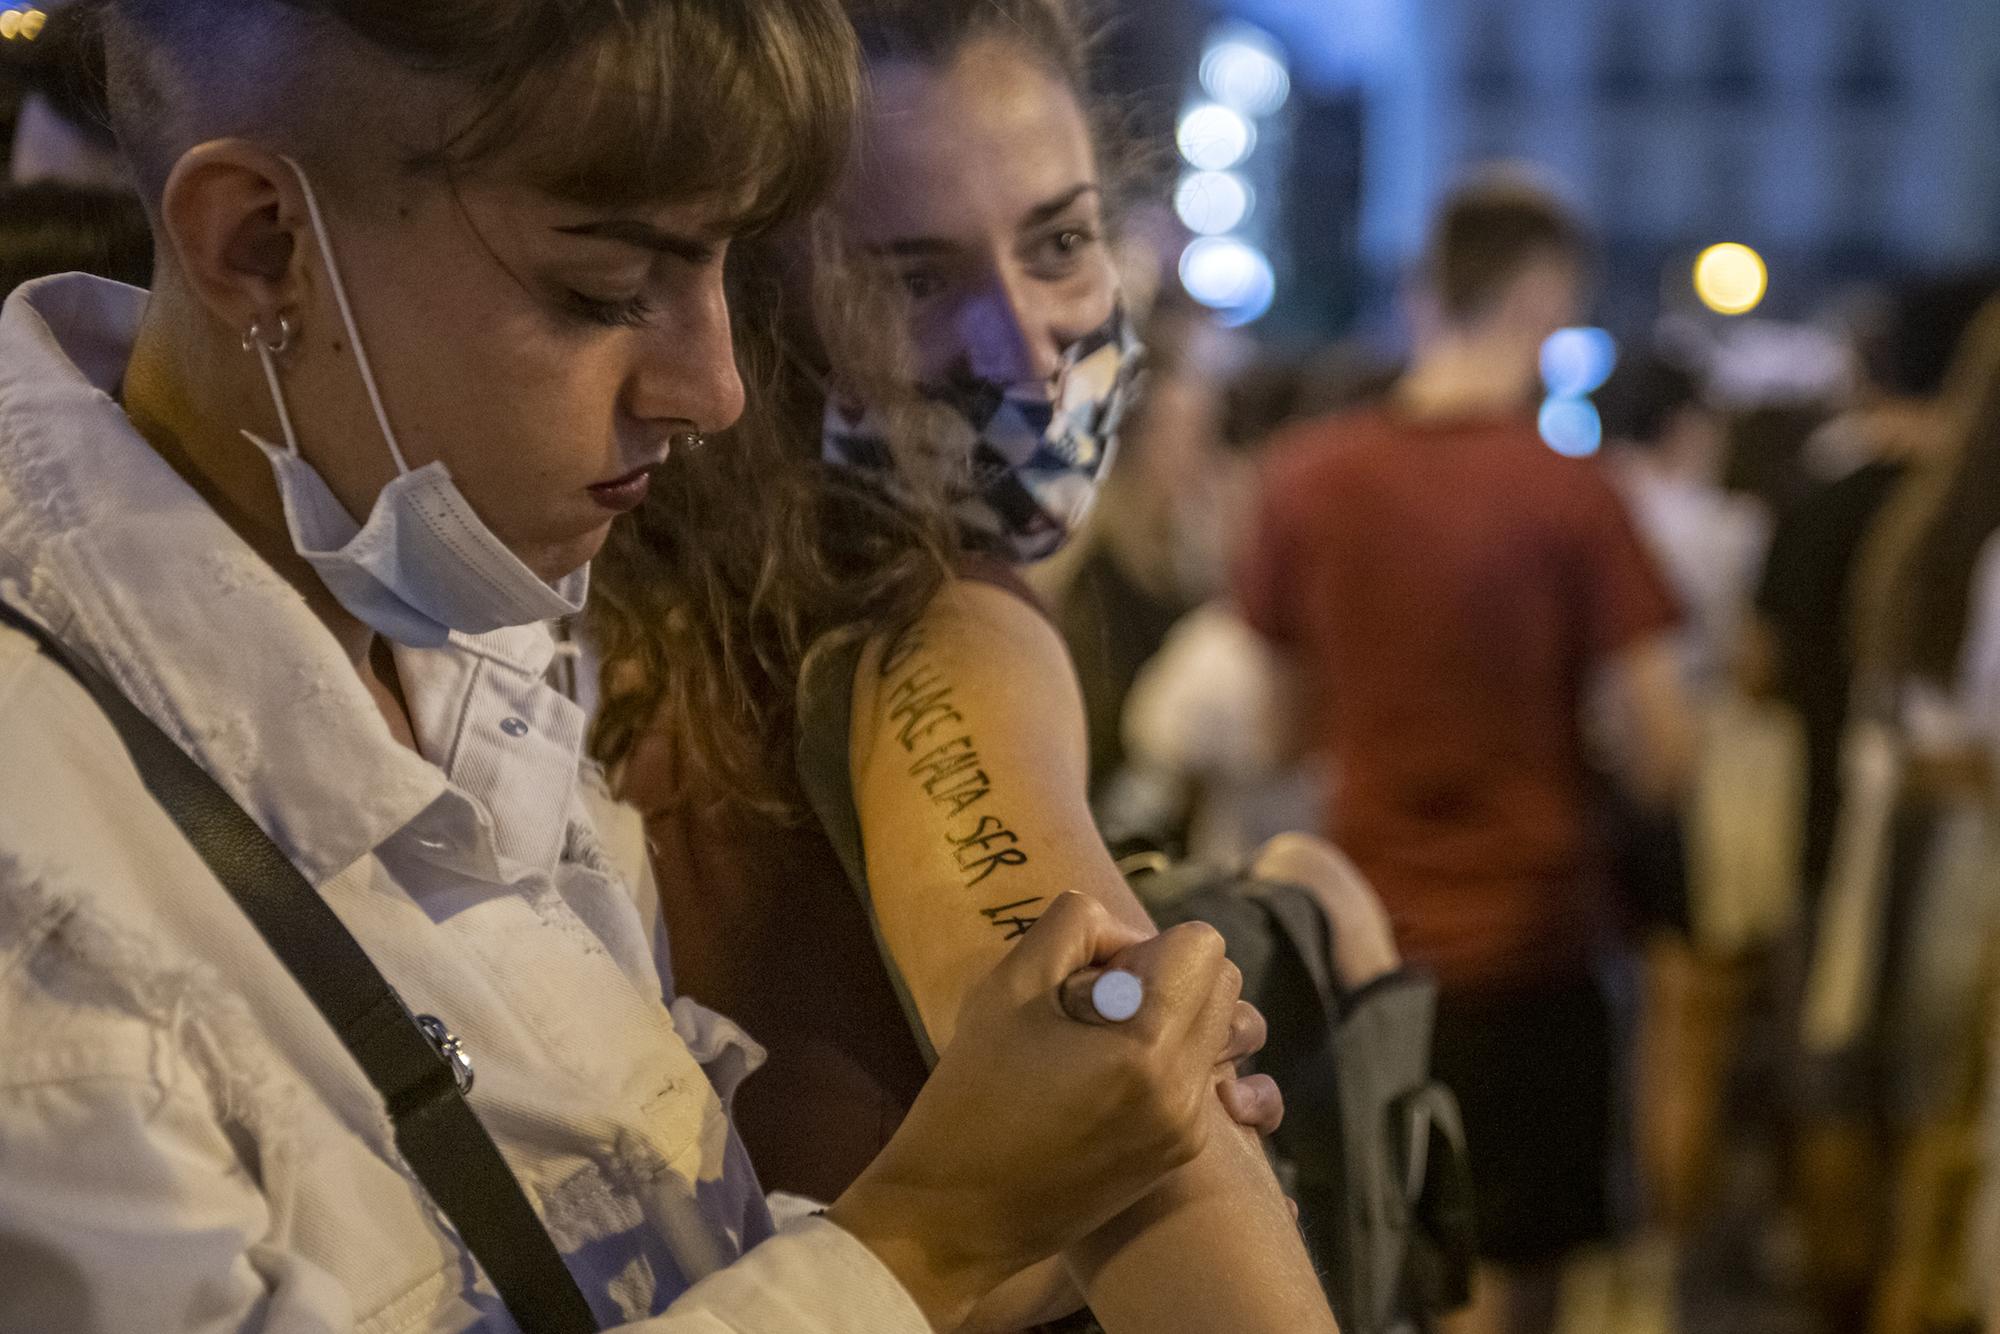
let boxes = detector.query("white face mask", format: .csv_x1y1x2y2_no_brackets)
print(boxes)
240,158,588,649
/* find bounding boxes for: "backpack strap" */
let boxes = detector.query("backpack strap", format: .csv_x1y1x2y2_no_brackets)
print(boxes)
0,601,601,1334
795,637,942,1066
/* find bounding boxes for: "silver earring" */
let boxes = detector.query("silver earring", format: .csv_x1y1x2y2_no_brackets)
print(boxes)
240,314,295,356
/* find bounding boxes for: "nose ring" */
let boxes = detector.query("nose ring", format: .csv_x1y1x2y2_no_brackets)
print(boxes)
670,431,708,453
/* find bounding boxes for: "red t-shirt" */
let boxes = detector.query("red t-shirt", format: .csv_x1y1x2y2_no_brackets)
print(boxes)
1237,405,1678,992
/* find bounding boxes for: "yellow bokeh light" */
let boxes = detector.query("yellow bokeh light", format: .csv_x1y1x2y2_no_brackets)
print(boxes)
1694,242,1768,316
0,11,22,40
21,8,46,40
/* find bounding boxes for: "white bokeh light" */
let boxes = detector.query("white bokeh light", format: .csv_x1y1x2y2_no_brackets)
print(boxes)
1180,237,1277,327
1199,26,1292,119
1174,171,1255,236
1176,103,1256,172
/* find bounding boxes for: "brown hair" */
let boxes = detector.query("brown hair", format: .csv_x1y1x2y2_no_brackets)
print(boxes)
99,0,859,230
588,0,1109,812
845,0,1090,89
1424,170,1595,323
1856,296,2000,686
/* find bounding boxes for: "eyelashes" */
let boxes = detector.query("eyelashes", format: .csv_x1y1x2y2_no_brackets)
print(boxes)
895,227,1106,302
560,290,661,329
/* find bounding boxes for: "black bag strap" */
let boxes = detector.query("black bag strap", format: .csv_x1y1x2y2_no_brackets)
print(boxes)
795,638,943,1067
0,602,600,1334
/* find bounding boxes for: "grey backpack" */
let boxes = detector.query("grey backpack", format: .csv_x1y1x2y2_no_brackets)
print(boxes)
1138,864,1475,1334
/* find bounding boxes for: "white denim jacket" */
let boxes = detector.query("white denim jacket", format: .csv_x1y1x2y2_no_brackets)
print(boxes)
0,276,929,1334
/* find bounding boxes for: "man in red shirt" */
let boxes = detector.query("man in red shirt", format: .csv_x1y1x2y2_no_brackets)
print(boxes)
1238,174,1695,1334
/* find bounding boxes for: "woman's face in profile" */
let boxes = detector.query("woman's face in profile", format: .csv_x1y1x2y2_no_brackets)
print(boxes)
259,166,751,583
832,36,1118,396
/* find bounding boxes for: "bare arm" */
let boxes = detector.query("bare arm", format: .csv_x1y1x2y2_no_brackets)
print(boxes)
849,580,1337,1334
1605,632,1700,808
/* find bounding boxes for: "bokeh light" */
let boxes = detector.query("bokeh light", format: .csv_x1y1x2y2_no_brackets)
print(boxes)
1176,103,1257,172
0,11,21,40
1174,171,1255,236
1540,327,1619,398
1180,237,1277,326
1694,243,1769,316
1199,26,1292,119
1539,397,1604,457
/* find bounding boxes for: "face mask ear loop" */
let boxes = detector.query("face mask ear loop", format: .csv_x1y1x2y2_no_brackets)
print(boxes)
281,155,412,476
249,335,306,460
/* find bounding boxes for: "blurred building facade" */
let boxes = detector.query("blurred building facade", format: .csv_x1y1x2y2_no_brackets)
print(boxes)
1131,0,2000,334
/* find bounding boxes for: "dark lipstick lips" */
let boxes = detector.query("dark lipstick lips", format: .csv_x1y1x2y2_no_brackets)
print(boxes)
587,464,657,513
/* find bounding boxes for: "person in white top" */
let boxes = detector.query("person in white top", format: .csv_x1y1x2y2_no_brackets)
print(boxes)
0,2,1263,1331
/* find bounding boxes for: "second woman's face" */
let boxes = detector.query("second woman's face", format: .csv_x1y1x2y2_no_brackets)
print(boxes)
834,37,1118,393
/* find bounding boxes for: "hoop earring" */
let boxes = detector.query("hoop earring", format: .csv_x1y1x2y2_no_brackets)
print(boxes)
240,314,295,356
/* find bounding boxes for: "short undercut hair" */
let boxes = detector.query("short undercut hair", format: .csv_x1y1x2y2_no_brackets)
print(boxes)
98,0,861,231
1423,170,1595,324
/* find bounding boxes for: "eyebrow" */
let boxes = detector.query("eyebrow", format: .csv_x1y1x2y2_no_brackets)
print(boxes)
1021,183,1100,230
554,219,721,263
864,183,1102,260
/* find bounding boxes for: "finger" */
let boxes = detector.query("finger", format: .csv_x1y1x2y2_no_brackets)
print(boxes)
1102,921,1228,1004
1189,955,1244,1067
1058,967,1146,1026
1218,999,1268,1069
1216,1073,1285,1136
1004,892,1150,994
1097,922,1231,1053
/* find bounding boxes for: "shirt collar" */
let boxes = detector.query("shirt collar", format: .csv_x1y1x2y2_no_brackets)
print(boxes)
0,274,580,887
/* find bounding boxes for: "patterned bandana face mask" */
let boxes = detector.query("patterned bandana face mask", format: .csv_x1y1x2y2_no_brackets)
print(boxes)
823,307,1146,563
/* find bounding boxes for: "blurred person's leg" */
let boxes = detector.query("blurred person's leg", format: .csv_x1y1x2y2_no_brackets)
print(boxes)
1794,1109,1890,1332
1609,935,1747,1334
1872,805,1998,1334
1449,1262,1563,1334
1550,1241,1675,1334
1635,933,1745,1235
1873,1118,1984,1334
1982,943,2000,1334
1434,969,1633,1334
1792,794,1945,1331
1648,689,1805,1233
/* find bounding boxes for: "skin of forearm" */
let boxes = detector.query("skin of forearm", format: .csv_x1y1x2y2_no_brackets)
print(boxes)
855,586,1337,1331
895,886,1338,1334
872,826,1336,1334
1064,1099,1338,1334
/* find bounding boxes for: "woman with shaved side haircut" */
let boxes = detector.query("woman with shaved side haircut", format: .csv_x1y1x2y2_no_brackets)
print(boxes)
0,2,1262,1330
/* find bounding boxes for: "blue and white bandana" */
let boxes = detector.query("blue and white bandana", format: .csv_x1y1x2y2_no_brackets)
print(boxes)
823,307,1145,563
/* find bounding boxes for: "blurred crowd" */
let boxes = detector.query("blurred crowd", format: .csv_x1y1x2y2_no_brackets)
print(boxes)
5,2,2000,1334
1045,183,2000,1334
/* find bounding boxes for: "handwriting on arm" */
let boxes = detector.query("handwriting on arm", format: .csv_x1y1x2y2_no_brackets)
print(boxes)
880,625,1042,939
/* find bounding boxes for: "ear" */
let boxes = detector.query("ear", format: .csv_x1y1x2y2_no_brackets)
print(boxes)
157,140,313,341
